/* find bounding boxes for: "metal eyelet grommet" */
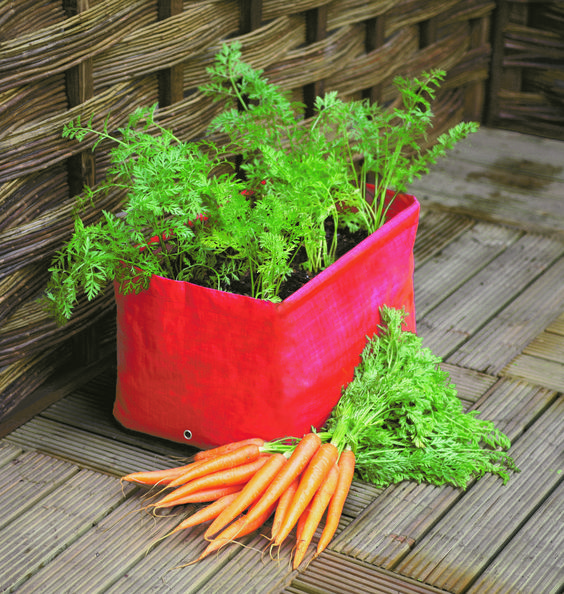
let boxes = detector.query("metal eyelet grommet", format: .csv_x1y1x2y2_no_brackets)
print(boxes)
183,429,193,440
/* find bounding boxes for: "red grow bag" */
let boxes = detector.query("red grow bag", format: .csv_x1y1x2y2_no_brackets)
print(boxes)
113,190,420,448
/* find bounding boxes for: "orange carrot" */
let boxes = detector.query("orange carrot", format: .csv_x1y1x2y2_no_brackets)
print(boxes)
204,452,287,539
315,448,355,557
198,499,278,561
121,459,206,486
154,456,269,509
293,463,339,569
239,432,321,535
271,477,299,541
166,443,261,489
194,438,266,461
166,491,243,536
295,502,312,545
161,484,246,505
273,442,339,547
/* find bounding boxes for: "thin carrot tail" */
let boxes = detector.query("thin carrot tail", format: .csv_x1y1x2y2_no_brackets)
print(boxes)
198,500,277,561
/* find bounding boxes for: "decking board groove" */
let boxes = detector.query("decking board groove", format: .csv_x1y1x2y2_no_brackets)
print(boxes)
0,471,130,593
4,416,178,476
416,233,564,358
0,450,78,532
466,481,564,594
447,256,564,375
413,221,521,319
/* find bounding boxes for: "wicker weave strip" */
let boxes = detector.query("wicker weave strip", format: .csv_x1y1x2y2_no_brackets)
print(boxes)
264,24,365,89
180,15,306,90
327,0,397,30
0,0,151,92
94,0,240,89
0,79,157,182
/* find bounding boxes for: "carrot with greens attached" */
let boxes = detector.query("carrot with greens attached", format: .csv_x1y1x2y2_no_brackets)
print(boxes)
315,448,355,557
166,443,262,489
205,452,287,538
293,463,339,569
273,442,339,547
271,477,299,541
239,432,321,535
198,499,278,561
154,456,270,509
166,491,243,536
194,438,266,461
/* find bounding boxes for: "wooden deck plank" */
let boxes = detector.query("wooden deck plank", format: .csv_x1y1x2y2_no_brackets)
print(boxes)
416,233,564,358
0,439,21,465
442,128,564,180
41,380,199,460
466,481,564,594
413,221,520,319
394,396,564,593
524,330,564,363
546,312,564,336
407,129,564,236
447,256,564,375
329,379,557,568
0,470,129,593
413,210,474,267
0,448,78,532
16,495,182,594
439,364,497,406
502,355,564,394
105,520,249,594
284,551,449,594
4,415,177,476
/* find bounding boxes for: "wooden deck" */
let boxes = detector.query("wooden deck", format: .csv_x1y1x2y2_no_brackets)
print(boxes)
1,127,563,594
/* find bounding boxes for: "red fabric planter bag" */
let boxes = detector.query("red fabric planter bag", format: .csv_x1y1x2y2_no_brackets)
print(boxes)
113,190,420,449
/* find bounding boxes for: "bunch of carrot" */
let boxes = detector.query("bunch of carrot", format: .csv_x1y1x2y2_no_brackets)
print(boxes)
122,433,355,568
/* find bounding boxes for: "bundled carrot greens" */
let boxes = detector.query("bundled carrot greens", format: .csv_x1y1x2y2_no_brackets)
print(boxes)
122,307,517,568
326,306,517,488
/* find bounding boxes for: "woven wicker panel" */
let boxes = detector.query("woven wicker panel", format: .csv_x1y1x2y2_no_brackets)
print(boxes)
0,0,494,420
488,1,564,138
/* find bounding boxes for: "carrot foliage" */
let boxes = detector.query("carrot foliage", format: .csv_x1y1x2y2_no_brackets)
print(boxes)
325,307,518,488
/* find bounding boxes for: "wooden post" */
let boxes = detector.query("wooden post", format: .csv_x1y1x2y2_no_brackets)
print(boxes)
63,0,99,365
63,0,95,195
419,17,438,49
464,16,491,122
304,6,327,118
158,0,184,106
486,0,509,126
240,0,262,34
363,16,386,104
